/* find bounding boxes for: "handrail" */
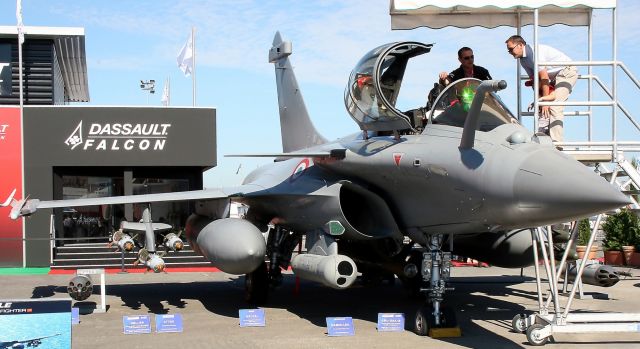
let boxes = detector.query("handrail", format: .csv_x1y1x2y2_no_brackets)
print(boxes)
519,59,640,155
618,62,640,90
521,111,590,117
558,141,640,146
591,75,640,132
538,60,618,66
538,101,614,106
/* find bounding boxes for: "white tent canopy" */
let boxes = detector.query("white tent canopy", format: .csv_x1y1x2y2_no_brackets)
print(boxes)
389,0,617,29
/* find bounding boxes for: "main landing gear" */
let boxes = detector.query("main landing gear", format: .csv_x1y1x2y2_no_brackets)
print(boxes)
413,234,457,336
245,225,300,304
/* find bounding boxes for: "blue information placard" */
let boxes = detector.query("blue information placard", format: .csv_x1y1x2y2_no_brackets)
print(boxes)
155,314,183,333
377,313,405,332
239,309,265,327
71,307,79,325
326,317,355,336
123,315,151,334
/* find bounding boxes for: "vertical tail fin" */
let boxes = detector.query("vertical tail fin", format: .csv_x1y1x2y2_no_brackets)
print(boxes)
269,32,327,152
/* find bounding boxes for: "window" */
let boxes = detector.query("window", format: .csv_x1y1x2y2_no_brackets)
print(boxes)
61,176,124,242
0,44,11,96
132,178,189,232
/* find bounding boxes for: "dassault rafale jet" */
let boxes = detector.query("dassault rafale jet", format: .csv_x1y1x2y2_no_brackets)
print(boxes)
0,334,60,349
2,32,629,335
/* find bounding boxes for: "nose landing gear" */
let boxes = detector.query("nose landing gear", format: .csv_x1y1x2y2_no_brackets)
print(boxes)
413,234,459,337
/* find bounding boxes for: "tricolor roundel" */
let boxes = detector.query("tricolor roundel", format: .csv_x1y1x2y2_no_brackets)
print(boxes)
290,158,312,181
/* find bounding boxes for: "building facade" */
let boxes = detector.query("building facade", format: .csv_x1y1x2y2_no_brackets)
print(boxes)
0,27,217,267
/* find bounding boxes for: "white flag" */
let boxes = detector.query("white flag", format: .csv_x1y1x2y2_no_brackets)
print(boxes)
161,79,170,106
16,0,24,45
176,33,193,77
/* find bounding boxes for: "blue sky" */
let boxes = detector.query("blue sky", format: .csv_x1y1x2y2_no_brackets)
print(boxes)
2,0,640,188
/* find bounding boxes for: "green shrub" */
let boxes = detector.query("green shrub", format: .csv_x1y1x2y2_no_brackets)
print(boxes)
602,209,640,251
576,219,592,246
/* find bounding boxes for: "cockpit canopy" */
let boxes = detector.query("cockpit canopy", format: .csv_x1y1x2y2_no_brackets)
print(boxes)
429,78,518,131
344,41,518,134
344,42,432,132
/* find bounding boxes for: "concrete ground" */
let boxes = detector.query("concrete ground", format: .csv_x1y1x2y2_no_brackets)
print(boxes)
1,265,639,348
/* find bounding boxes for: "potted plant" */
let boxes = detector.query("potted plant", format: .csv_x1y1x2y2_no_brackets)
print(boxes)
602,209,638,265
575,219,598,260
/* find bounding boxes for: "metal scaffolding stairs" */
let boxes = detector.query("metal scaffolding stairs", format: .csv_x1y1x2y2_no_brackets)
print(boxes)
514,20,640,344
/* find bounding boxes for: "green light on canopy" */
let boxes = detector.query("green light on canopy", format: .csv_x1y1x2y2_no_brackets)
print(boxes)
460,85,475,112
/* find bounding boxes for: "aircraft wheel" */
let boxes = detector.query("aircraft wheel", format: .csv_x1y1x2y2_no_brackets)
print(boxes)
413,305,434,336
245,261,268,305
526,323,549,346
511,313,527,333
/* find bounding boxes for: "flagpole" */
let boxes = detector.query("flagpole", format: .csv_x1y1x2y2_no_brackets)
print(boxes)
192,26,196,107
16,0,26,267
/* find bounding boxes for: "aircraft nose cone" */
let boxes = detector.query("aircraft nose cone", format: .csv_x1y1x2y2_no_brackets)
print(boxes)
514,150,629,225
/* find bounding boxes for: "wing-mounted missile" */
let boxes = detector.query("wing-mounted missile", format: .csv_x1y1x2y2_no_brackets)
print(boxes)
134,248,165,273
344,41,432,133
1,189,40,219
67,274,93,301
163,233,184,252
145,254,166,273
192,217,266,275
108,230,135,252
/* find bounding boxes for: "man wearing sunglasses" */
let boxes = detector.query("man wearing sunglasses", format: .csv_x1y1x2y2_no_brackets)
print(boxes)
505,35,578,143
438,47,492,86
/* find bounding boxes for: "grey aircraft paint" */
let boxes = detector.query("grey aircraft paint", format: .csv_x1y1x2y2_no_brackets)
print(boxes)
2,32,629,326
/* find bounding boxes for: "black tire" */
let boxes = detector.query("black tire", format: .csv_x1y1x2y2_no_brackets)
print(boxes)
245,261,269,305
511,314,527,333
526,323,549,346
414,305,434,336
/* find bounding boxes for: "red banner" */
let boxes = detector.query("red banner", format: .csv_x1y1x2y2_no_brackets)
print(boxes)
0,107,24,266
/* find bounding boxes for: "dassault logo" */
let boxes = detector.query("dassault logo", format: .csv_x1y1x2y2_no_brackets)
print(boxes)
64,121,171,151
0,124,8,140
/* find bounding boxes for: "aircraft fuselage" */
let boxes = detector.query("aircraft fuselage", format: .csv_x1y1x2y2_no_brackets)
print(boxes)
240,122,626,240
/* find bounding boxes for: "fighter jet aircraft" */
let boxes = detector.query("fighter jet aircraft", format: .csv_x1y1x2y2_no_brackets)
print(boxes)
0,334,60,349
2,32,629,335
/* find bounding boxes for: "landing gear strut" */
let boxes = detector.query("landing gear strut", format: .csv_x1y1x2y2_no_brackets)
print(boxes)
244,224,300,304
414,234,456,335
245,261,269,304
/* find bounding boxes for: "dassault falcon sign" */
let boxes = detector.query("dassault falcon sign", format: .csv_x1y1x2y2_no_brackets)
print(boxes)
64,120,172,151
